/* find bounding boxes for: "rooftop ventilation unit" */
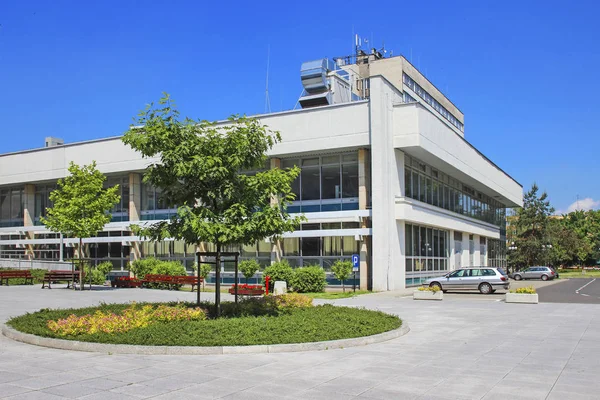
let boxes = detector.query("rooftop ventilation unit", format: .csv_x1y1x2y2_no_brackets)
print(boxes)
298,58,355,109
45,137,64,148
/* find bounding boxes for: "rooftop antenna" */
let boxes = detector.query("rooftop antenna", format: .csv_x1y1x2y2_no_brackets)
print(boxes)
264,45,271,113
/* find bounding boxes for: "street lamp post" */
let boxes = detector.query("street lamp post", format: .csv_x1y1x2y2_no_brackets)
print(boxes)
542,244,553,267
508,242,517,274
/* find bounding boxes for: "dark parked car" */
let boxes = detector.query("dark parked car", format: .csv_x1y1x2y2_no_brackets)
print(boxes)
511,266,556,281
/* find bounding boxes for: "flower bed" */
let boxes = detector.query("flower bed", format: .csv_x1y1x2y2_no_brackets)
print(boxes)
229,284,264,296
7,297,401,347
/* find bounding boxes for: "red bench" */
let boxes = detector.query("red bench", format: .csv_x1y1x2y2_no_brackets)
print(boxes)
0,270,33,286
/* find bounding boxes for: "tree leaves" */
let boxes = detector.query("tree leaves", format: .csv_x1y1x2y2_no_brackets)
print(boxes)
41,161,120,239
122,93,304,247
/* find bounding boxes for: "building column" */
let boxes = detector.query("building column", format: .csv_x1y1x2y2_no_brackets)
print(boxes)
358,148,370,290
461,232,470,268
269,158,283,264
473,234,481,266
449,230,456,271
23,184,35,259
129,173,142,260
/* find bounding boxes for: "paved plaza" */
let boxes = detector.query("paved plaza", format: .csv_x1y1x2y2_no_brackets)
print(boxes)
0,285,599,399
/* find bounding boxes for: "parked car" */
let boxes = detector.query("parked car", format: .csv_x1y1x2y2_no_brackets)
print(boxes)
510,266,556,281
424,267,510,294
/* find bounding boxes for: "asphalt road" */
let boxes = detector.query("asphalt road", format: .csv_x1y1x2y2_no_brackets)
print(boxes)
537,278,600,304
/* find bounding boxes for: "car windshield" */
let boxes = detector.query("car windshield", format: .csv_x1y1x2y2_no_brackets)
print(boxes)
497,268,507,276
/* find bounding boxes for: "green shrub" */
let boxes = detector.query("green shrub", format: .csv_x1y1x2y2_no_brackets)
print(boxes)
290,265,327,293
239,259,260,283
96,261,113,276
331,260,353,292
192,263,212,289
262,260,294,288
129,258,161,278
152,260,186,276
266,293,313,313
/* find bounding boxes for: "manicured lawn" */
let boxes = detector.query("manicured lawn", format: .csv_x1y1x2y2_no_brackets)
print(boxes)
304,290,372,299
8,301,401,346
557,269,600,278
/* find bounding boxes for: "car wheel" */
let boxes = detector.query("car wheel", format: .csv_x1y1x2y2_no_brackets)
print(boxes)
479,282,492,294
514,274,522,281
430,282,442,291
541,274,549,281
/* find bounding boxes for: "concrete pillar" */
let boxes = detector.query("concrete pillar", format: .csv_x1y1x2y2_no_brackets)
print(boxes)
473,234,481,266
358,149,370,289
269,158,283,264
23,184,35,259
370,77,403,291
449,230,456,271
461,233,470,268
129,173,141,222
129,173,142,260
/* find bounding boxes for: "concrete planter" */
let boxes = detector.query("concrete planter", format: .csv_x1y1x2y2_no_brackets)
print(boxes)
505,293,538,304
413,290,443,301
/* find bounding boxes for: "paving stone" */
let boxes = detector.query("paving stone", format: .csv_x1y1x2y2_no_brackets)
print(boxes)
1,285,600,400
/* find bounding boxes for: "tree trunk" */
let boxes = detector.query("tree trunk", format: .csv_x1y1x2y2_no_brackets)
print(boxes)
234,254,239,305
342,280,345,293
215,244,221,317
79,237,83,291
196,251,201,306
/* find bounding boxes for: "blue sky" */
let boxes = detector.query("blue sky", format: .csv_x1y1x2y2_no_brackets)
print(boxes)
1,0,598,213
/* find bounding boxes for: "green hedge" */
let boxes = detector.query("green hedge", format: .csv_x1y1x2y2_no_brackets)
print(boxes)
290,265,327,293
129,258,187,290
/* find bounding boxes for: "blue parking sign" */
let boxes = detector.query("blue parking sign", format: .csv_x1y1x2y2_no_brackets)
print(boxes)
352,254,360,272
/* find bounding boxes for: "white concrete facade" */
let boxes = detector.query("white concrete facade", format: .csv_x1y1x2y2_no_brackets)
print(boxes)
0,57,522,291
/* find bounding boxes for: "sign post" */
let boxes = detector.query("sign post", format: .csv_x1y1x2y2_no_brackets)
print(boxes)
352,254,359,292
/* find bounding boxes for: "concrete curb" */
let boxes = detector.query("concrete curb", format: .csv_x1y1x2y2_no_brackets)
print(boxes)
1,322,409,356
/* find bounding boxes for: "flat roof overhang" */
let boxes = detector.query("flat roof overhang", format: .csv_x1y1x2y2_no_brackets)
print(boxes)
393,103,523,208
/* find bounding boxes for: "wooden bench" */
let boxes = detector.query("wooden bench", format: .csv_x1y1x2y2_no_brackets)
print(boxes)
142,274,202,291
42,271,81,289
0,270,33,286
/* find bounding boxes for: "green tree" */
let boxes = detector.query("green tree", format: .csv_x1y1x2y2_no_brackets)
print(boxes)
331,260,353,292
122,94,303,313
562,210,600,266
508,184,554,270
41,162,120,290
238,259,260,284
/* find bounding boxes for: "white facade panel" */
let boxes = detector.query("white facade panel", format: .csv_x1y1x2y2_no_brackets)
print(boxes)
260,102,370,156
393,103,523,207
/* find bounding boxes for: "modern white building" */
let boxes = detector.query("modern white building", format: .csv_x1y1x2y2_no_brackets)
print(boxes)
0,49,523,290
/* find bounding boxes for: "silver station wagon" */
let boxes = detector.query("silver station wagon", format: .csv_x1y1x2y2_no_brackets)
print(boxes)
424,267,510,294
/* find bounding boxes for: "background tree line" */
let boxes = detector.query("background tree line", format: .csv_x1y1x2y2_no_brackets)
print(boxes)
508,184,600,270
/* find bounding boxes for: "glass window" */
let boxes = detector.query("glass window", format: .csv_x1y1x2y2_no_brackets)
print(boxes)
300,167,320,200
301,237,320,257
404,169,412,198
341,163,358,198
323,236,342,256
257,240,271,258
282,238,299,256
321,164,341,199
